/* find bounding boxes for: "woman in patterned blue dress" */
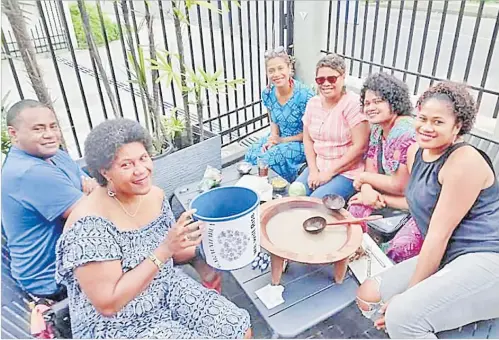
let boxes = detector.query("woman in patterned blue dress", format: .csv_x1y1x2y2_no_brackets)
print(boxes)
245,47,314,183
56,119,251,339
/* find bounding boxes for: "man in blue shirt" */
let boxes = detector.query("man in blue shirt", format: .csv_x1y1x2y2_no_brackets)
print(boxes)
2,99,97,301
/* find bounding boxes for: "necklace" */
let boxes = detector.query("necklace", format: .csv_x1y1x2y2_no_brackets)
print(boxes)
276,85,294,105
113,195,143,217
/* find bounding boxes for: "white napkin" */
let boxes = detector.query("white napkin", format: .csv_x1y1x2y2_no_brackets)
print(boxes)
255,284,285,309
235,175,273,202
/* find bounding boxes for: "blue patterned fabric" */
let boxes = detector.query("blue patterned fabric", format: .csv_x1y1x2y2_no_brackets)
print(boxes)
245,80,314,182
55,198,250,339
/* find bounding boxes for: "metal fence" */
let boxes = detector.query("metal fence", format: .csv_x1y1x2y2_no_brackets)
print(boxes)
2,1,67,58
1,0,294,158
321,0,499,133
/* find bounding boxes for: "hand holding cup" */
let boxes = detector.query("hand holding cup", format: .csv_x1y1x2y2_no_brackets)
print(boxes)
161,209,205,258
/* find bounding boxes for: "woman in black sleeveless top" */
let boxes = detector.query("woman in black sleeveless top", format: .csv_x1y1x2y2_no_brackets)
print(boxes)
355,82,499,338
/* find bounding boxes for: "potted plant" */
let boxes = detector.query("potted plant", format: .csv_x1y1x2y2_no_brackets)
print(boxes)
116,1,220,198
118,1,244,198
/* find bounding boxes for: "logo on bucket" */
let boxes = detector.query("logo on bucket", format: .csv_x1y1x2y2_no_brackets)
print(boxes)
217,230,250,262
204,210,259,270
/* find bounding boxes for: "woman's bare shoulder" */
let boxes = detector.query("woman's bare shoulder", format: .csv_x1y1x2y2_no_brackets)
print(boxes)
64,188,110,231
139,186,166,214
438,144,495,190
149,185,165,201
445,145,491,177
406,143,419,172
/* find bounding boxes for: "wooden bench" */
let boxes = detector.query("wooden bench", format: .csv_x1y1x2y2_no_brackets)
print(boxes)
2,230,34,339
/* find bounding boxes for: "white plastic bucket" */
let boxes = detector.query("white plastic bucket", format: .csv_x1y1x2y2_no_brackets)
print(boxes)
190,186,260,271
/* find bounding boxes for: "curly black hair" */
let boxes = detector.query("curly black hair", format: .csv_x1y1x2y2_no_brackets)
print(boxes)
416,81,477,135
84,118,153,186
360,72,414,116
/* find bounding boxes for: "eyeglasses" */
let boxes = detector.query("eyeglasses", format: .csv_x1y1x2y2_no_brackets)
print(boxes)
264,46,286,58
315,75,341,85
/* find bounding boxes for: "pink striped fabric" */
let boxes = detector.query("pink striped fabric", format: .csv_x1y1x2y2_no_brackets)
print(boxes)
302,92,367,179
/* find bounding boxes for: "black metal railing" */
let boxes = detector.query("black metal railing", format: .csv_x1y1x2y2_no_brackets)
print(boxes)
1,0,293,158
2,1,67,58
322,0,499,122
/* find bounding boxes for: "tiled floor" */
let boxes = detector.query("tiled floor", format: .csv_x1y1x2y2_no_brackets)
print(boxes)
184,265,388,339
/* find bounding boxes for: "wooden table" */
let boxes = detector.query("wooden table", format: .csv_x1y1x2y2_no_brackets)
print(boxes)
174,163,358,338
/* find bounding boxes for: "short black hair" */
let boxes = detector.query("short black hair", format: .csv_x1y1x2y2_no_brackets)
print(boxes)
416,82,477,136
6,99,49,127
360,72,414,116
316,53,346,75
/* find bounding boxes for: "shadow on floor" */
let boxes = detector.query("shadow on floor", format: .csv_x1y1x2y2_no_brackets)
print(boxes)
213,268,389,339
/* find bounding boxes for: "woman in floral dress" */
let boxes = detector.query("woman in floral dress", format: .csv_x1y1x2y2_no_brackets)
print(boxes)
245,47,314,183
349,72,422,263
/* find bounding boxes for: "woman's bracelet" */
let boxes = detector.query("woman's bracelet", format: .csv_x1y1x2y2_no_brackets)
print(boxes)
148,252,164,270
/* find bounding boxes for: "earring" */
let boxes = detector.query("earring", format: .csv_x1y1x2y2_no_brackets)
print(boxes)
107,180,116,197
107,188,116,197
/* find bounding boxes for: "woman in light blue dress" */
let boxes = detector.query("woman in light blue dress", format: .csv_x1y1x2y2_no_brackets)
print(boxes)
245,47,314,183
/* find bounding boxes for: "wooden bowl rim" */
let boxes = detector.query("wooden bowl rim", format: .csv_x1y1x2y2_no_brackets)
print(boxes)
260,196,363,264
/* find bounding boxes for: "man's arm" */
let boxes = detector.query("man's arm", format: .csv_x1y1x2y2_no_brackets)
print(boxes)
61,199,83,219
19,164,84,221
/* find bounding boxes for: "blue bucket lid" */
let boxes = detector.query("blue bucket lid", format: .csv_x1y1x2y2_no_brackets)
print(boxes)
189,186,260,222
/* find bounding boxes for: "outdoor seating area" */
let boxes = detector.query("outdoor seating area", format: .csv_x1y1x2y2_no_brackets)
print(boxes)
2,0,499,339
3,137,499,339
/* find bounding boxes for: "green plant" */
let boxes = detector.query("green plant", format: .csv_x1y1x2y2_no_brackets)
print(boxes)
1,122,11,155
150,0,245,144
161,109,185,141
150,51,245,141
70,3,119,49
76,0,120,117
164,0,241,145
121,0,168,156
184,68,245,141
1,91,12,155
121,0,243,152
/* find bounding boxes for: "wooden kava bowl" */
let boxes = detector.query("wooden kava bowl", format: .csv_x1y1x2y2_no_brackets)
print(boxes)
259,197,363,285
